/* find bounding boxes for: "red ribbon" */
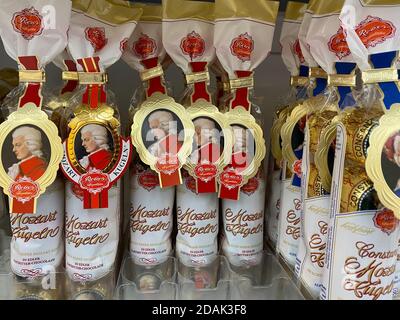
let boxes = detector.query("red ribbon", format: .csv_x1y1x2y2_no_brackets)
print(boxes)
190,61,211,104
219,70,254,199
77,57,106,109
141,58,184,188
219,185,240,201
141,57,166,98
230,70,253,111
61,60,78,94
197,178,217,193
77,57,108,209
189,62,217,193
18,56,42,109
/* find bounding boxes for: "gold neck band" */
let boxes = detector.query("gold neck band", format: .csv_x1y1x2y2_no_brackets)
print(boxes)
62,71,108,85
328,74,356,87
309,67,328,79
291,76,310,87
362,68,398,84
19,70,46,83
140,65,164,82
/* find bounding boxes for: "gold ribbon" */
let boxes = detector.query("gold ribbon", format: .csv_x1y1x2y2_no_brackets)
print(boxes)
229,76,254,90
309,67,328,79
62,71,108,85
19,70,46,83
290,76,309,87
140,65,164,82
327,74,356,87
361,68,398,84
185,71,210,85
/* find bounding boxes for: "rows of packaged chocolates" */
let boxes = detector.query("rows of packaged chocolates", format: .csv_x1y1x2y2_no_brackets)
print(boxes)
0,0,400,301
0,0,285,300
268,0,400,301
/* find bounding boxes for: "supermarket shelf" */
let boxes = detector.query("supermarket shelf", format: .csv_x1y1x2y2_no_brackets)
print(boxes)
0,233,304,300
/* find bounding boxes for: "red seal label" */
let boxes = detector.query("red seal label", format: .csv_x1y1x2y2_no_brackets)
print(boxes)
156,154,180,175
79,169,110,194
328,27,350,59
138,170,159,191
293,39,305,63
12,7,43,40
329,16,396,59
120,38,128,53
194,162,218,182
373,208,398,235
356,15,396,49
133,33,157,59
180,31,205,60
9,177,40,204
85,27,108,53
230,32,254,62
220,169,243,189
242,177,259,196
293,159,302,178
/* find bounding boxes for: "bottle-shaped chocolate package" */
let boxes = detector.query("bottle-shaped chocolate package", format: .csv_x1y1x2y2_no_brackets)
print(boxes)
121,3,176,276
60,0,141,299
214,0,278,272
266,1,309,250
279,1,329,269
162,0,233,288
293,0,360,299
0,0,72,300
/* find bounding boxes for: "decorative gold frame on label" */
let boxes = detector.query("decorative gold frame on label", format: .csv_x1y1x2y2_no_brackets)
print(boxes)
281,100,309,172
0,103,63,207
67,103,120,174
315,115,340,192
184,100,233,180
131,93,195,184
270,106,290,165
219,108,266,187
366,105,400,218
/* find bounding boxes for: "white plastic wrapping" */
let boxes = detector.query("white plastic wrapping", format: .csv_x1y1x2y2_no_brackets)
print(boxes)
176,173,219,267
306,3,355,74
298,7,317,68
10,178,64,277
65,181,119,281
129,162,174,266
68,5,139,72
0,0,71,68
339,0,400,72
222,174,266,267
214,11,277,79
122,10,165,72
162,7,215,75
279,2,307,76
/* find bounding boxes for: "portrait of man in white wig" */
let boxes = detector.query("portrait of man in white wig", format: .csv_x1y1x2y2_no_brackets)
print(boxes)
231,125,253,170
79,124,112,171
190,117,221,164
147,110,182,157
7,126,47,181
